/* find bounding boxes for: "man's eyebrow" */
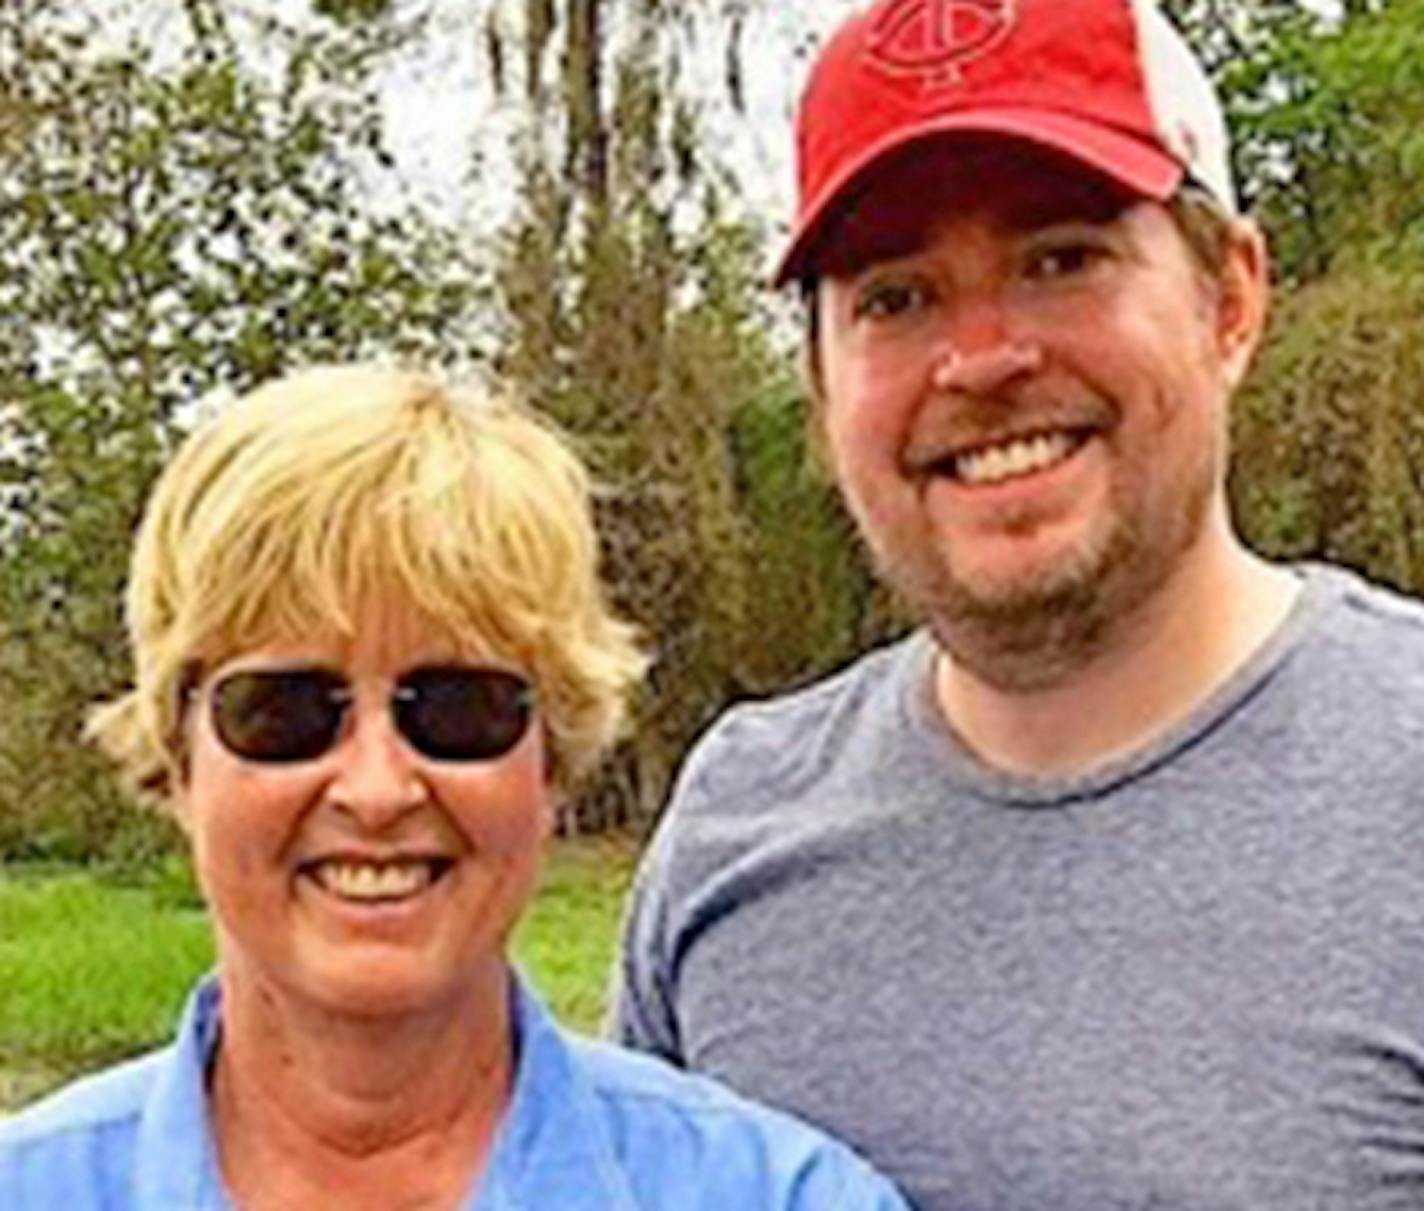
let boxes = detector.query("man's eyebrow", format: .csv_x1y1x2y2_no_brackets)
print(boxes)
815,213,936,278
991,191,1135,234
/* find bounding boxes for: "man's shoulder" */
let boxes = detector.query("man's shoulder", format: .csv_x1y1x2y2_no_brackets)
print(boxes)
1297,564,1424,685
1235,565,1424,783
674,634,925,805
1314,564,1424,638
702,638,914,744
565,1034,903,1207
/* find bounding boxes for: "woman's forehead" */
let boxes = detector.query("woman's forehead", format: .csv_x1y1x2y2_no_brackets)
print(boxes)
203,598,505,674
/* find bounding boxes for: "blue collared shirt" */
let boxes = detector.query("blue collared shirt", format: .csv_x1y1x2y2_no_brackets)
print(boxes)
0,975,909,1210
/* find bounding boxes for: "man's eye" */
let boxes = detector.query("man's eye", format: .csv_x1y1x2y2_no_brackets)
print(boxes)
1026,242,1104,281
852,281,927,320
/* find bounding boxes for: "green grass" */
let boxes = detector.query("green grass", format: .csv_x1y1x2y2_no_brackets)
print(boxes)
0,835,639,1111
512,835,638,1033
0,872,214,1075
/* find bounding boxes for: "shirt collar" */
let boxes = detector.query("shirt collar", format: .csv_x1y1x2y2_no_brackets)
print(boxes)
133,977,229,1208
471,978,639,1210
128,973,639,1211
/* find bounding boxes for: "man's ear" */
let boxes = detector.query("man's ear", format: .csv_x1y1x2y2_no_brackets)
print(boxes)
1215,218,1271,389
800,283,837,481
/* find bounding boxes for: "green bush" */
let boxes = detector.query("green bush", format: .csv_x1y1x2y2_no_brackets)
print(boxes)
1232,267,1424,592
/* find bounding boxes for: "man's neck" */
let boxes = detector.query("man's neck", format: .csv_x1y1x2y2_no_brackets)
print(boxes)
211,962,512,1211
934,539,1300,778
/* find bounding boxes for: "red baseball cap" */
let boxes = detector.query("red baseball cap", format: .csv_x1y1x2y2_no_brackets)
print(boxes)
775,0,1237,285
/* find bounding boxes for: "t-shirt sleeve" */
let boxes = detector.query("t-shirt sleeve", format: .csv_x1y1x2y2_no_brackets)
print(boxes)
607,809,685,1064
608,708,749,1063
791,1142,915,1211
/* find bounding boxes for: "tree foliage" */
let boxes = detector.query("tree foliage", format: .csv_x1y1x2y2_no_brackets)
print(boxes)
1,0,877,855
0,0,485,860
8,0,1424,859
1165,0,1424,280
1202,2,1424,594
482,0,882,828
1233,267,1424,590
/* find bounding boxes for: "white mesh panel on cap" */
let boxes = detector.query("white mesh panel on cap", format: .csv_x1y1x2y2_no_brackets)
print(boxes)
1130,0,1238,212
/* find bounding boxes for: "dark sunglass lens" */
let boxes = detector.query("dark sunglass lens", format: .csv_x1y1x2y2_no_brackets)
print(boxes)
395,667,533,761
210,670,346,762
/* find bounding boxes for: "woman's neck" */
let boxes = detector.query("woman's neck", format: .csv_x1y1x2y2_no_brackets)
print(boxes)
211,961,513,1211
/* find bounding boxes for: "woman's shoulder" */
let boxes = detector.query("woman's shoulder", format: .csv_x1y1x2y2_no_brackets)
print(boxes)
0,1050,163,1145
561,1034,909,1210
0,1050,167,1205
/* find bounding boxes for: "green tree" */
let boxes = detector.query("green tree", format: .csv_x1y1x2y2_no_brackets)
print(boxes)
0,0,485,860
1155,4,1424,594
1232,267,1424,590
483,0,887,828
483,0,754,827
1166,0,1424,280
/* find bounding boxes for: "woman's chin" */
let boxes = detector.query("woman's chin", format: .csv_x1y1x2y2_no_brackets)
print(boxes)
304,951,502,1021
222,930,507,1024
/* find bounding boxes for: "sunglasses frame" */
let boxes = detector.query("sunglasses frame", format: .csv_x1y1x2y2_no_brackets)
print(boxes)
204,663,536,765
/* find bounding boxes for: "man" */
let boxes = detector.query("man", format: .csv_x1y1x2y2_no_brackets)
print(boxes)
614,0,1424,1207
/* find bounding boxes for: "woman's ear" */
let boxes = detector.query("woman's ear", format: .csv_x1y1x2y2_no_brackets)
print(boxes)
168,771,194,838
541,790,560,845
163,662,200,834
1215,218,1271,389
538,726,559,841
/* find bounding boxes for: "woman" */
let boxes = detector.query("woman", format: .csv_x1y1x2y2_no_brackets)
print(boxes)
0,366,908,1210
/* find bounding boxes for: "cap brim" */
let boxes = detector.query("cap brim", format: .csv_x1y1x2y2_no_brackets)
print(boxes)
773,108,1186,287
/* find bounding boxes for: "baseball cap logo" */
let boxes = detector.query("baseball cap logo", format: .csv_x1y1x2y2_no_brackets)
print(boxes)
867,0,1017,87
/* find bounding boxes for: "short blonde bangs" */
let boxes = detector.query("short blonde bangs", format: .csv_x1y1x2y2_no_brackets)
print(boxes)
89,365,646,803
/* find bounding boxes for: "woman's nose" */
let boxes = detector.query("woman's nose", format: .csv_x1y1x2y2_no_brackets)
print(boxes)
325,703,429,828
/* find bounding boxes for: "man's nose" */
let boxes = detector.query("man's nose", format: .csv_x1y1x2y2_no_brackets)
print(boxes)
929,295,1044,399
326,704,428,828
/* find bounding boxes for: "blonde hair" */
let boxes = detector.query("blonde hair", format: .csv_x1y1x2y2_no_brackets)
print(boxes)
89,364,646,801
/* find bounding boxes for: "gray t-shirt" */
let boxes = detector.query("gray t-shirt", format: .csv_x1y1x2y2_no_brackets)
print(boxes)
614,565,1424,1209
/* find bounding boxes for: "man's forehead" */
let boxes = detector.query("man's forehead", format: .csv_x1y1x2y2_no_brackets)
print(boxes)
811,137,1138,277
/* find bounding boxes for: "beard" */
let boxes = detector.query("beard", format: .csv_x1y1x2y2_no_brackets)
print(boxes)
862,433,1220,694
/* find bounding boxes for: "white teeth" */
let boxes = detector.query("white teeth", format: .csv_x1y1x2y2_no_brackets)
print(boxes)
310,860,434,902
955,432,1077,486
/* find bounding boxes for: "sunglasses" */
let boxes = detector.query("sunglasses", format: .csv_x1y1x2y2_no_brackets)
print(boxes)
207,665,535,764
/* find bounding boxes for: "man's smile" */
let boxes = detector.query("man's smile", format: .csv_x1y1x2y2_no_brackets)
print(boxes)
941,428,1093,487
907,422,1101,488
